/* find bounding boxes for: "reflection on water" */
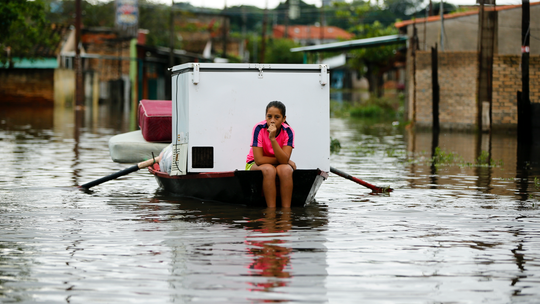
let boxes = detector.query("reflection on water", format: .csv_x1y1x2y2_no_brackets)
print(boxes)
405,129,540,200
1,101,540,303
245,210,292,292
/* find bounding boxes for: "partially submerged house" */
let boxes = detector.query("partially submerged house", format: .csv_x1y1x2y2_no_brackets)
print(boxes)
0,24,70,106
1,5,235,108
396,2,540,130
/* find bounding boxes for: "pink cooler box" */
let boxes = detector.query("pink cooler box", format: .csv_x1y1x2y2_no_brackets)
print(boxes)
138,99,172,142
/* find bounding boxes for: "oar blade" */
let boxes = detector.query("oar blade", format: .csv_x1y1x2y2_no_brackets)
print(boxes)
330,166,393,193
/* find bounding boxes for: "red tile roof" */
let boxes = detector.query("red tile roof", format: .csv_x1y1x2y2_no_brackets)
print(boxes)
273,25,354,40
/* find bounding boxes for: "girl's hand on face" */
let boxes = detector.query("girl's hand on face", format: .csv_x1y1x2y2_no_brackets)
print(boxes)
267,123,277,139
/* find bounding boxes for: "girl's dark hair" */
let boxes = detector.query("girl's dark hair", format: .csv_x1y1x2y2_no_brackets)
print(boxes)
266,101,289,126
266,101,286,117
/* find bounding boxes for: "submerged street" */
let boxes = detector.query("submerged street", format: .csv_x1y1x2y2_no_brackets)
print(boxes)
1,103,539,303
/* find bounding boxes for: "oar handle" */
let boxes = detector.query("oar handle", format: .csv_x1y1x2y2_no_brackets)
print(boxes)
330,166,392,193
80,156,161,189
136,156,161,170
79,165,140,189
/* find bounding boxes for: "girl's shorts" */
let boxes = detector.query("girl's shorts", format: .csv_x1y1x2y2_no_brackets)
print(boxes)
245,161,254,170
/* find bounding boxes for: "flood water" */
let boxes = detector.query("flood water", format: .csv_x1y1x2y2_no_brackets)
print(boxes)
1,104,540,303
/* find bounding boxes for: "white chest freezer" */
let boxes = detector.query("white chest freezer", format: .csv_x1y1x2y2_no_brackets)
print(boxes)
170,63,330,175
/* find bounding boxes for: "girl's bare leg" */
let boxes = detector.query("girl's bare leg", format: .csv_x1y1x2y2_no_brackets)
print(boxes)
251,163,277,208
276,164,294,208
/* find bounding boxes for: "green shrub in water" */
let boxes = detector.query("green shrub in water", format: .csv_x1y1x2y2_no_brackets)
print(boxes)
330,100,352,117
330,137,341,154
350,105,384,118
432,147,463,167
331,96,402,119
428,148,504,168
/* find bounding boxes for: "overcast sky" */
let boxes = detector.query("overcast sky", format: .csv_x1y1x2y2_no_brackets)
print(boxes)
171,0,530,10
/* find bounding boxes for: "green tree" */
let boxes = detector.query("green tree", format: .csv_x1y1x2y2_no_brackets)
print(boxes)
43,0,172,48
330,0,372,32
138,2,173,48
272,0,320,26
43,0,74,25
347,21,400,97
263,38,304,63
328,0,428,29
44,0,116,27
382,0,425,22
83,1,115,28
0,0,59,66
223,5,265,34
331,1,406,97
416,1,458,17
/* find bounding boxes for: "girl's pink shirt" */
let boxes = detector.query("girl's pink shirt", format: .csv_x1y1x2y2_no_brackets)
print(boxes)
246,120,295,164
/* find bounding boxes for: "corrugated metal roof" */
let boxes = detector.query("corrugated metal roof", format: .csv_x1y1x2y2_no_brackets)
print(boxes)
290,35,407,53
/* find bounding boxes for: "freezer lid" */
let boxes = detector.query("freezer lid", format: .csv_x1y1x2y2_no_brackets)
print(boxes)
170,62,327,74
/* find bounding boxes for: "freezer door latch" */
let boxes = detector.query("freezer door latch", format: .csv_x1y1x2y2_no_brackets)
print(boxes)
192,63,200,84
258,66,263,79
319,64,328,86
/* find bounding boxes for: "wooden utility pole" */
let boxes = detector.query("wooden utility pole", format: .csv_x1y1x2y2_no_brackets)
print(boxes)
222,2,228,58
169,0,174,69
319,3,325,61
439,1,444,51
412,25,419,126
431,43,440,176
75,0,83,109
260,1,268,63
241,6,247,61
477,0,496,132
320,4,325,43
424,7,427,50
477,0,485,132
242,6,247,40
431,44,440,133
518,0,531,142
522,0,530,104
284,0,289,38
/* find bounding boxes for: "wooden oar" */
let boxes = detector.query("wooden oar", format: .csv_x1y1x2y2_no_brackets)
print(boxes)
330,166,393,193
79,155,161,190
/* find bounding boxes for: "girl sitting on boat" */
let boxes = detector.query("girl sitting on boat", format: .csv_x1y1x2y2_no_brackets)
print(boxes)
246,101,296,208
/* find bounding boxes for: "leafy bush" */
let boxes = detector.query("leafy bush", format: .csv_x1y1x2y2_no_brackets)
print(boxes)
331,95,402,120
350,105,384,118
330,137,341,154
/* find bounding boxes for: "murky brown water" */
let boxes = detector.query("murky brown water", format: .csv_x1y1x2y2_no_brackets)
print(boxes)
1,104,539,303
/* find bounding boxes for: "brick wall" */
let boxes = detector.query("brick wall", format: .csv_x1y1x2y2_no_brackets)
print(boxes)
412,51,479,129
82,31,131,83
439,52,479,128
408,51,540,129
492,55,540,127
0,69,55,105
